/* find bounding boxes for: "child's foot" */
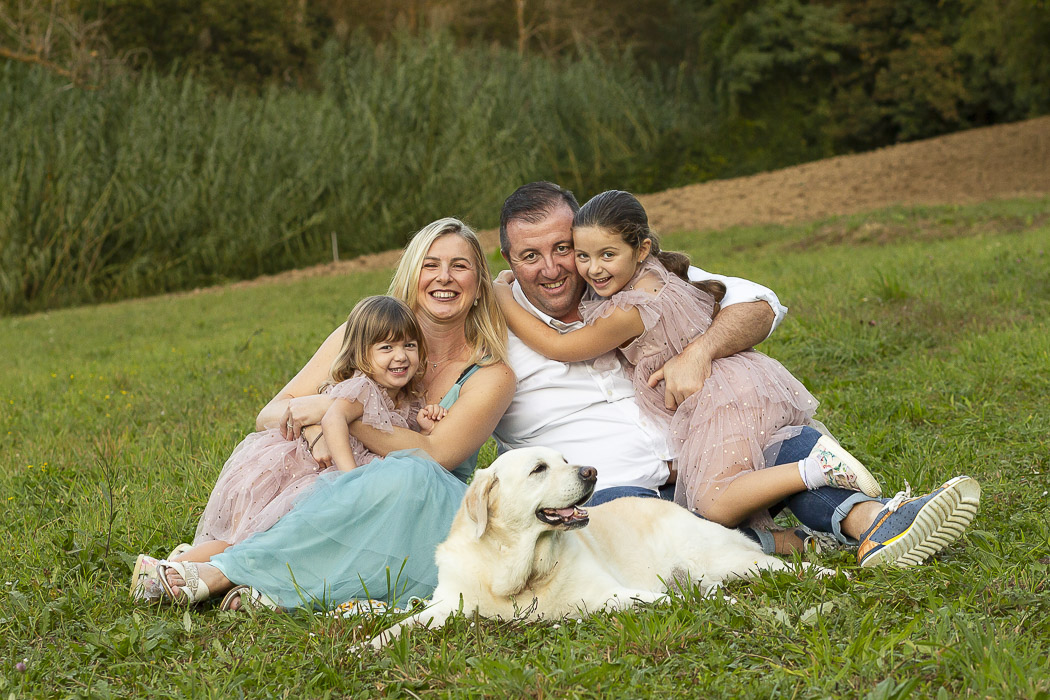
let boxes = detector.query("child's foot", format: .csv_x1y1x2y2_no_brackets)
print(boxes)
129,544,192,602
161,561,229,603
771,528,822,556
810,436,882,497
219,585,280,612
857,476,981,567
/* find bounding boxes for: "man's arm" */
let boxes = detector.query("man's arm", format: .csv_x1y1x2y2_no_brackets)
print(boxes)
650,266,783,409
687,267,787,338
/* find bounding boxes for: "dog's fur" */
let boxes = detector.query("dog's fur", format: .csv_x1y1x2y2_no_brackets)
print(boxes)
369,447,825,647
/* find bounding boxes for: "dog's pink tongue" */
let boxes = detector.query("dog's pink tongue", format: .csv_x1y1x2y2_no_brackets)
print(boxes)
553,507,577,517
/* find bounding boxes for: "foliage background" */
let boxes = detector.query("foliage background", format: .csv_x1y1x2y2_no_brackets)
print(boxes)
1,0,1049,315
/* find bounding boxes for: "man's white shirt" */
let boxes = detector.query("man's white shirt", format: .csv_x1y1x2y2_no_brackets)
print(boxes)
492,267,788,493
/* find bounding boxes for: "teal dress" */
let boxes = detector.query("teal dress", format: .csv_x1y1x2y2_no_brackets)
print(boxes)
210,365,483,609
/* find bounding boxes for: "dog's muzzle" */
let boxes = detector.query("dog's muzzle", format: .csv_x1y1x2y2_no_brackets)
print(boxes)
536,466,597,530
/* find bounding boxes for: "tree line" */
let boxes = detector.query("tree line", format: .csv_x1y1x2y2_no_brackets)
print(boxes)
1,0,1048,314
3,0,1048,151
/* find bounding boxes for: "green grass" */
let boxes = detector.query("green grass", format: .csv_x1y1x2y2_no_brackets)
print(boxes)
2,199,1049,698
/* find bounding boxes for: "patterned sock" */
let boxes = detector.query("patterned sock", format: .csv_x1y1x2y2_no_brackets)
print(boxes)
798,456,827,490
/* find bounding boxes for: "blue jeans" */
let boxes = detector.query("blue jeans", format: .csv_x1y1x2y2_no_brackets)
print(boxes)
586,427,885,548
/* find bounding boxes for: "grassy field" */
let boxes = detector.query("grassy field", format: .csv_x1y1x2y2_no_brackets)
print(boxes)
2,199,1048,698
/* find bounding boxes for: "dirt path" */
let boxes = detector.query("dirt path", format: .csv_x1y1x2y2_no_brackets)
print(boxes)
224,116,1050,289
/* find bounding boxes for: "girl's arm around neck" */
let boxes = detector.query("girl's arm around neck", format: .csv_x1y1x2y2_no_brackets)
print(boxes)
348,363,516,469
494,283,643,362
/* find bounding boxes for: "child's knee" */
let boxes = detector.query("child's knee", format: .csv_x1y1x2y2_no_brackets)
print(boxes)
691,497,743,528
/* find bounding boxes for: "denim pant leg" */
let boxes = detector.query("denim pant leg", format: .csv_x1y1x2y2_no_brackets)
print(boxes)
770,426,886,544
586,485,660,507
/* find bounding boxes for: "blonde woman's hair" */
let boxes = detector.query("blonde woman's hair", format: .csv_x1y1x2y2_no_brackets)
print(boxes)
324,295,428,402
387,217,508,366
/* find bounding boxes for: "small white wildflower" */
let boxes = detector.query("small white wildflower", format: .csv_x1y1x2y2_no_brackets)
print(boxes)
552,624,560,629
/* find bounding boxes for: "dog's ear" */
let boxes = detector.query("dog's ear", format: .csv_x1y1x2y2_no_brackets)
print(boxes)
464,470,499,539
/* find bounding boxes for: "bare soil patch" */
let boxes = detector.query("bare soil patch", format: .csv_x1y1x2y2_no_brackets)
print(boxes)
219,116,1050,291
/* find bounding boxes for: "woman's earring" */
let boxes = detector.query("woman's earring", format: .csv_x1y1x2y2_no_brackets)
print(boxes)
473,298,478,307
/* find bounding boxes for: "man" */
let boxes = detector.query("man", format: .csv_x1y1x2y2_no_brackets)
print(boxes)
492,181,979,566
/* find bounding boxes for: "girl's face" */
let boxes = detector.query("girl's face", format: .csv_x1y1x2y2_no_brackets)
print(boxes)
573,225,651,297
367,337,420,395
416,234,480,322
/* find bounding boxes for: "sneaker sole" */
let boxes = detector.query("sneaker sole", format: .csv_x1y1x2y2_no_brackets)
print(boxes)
860,475,981,568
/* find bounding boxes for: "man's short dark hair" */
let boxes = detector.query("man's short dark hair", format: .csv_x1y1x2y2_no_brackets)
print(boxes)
499,182,580,256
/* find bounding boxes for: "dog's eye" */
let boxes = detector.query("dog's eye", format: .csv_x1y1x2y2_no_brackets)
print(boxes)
530,462,548,475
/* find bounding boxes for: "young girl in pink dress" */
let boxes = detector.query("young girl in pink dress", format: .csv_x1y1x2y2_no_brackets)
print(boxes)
131,295,446,600
494,190,881,533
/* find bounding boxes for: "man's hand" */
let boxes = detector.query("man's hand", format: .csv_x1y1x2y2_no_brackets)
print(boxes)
648,300,775,409
648,343,713,410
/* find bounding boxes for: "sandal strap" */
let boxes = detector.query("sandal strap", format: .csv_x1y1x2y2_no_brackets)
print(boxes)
158,561,210,604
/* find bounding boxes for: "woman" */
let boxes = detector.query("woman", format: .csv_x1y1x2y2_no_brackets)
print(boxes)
156,217,515,609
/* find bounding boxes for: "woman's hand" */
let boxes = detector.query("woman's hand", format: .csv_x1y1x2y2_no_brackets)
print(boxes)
495,269,516,286
255,322,347,431
279,395,335,440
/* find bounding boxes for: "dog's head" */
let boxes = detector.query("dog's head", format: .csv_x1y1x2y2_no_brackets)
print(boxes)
463,447,597,539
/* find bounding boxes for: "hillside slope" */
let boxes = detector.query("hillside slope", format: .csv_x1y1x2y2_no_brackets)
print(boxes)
641,116,1050,234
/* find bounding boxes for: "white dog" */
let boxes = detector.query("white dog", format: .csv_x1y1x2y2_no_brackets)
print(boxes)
369,447,826,647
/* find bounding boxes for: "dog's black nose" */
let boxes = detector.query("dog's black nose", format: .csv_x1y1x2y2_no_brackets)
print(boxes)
578,466,597,483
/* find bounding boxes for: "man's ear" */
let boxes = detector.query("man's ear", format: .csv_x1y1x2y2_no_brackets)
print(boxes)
464,470,499,539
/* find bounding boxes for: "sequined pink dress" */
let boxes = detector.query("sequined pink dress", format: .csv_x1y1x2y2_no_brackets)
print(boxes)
193,373,421,546
580,258,818,522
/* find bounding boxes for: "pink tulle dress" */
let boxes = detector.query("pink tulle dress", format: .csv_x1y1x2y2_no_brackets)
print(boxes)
193,373,421,546
580,258,818,525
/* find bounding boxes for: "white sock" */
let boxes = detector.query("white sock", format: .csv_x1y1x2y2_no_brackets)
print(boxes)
798,456,826,490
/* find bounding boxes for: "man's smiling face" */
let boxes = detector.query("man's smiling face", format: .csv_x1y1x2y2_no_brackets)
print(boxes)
503,204,585,323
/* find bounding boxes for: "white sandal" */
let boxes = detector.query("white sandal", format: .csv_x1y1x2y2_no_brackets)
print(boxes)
157,560,212,605
129,544,193,602
219,585,279,612
129,554,163,601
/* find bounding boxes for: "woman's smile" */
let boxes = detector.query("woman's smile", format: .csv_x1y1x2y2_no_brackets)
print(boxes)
417,234,479,319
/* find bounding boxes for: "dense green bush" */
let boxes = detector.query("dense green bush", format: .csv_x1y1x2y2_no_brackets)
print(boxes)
0,35,722,314
3,0,1049,314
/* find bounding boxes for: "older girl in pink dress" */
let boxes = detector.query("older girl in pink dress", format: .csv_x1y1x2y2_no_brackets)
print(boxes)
494,190,881,533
